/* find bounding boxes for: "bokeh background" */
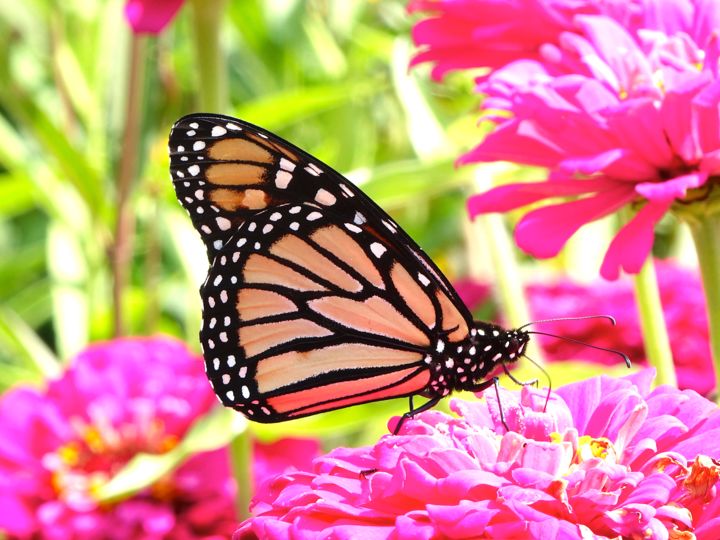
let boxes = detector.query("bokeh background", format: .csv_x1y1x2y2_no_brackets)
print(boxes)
0,0,712,536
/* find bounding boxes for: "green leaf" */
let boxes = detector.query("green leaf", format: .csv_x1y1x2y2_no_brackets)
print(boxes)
95,406,244,504
0,307,60,377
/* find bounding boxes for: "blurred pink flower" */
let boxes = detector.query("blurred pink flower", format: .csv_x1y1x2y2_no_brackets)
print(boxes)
455,262,715,395
124,0,185,34
0,337,320,539
409,0,642,79
528,262,715,395
235,370,720,539
412,1,720,278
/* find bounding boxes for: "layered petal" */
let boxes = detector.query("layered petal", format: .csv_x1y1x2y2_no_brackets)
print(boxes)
236,371,720,538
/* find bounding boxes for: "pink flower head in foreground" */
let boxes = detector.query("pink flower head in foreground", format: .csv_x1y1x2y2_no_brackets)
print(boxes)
0,337,320,539
236,370,720,539
413,1,720,279
124,0,184,34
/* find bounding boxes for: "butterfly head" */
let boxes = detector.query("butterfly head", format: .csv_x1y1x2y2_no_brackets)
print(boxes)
471,322,530,368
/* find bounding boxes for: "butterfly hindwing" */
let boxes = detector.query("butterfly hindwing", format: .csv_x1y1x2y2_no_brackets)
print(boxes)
201,202,440,421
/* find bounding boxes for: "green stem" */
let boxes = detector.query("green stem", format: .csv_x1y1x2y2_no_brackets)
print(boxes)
687,213,720,402
112,34,147,336
470,166,538,362
478,214,533,331
189,0,228,111
632,257,677,387
228,429,253,521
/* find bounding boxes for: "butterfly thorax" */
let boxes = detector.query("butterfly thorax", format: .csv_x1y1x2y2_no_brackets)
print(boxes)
423,322,529,396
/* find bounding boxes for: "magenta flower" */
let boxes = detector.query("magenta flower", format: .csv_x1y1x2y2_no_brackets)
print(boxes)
454,262,715,395
0,337,320,539
409,0,641,80
412,2,720,278
235,370,720,539
124,0,185,34
528,262,715,395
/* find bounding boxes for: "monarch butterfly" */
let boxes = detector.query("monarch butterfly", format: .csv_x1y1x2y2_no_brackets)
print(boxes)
169,113,530,432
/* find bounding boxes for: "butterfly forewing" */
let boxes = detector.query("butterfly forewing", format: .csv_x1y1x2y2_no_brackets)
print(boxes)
170,113,487,422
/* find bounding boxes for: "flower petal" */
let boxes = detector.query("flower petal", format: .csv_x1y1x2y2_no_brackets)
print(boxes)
468,177,619,216
599,200,672,280
515,187,635,258
124,0,185,34
635,172,708,202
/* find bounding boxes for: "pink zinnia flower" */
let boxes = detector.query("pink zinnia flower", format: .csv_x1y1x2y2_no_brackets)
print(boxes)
527,262,715,395
0,337,320,539
409,0,642,80
235,370,720,539
454,262,715,395
124,0,185,34
412,2,720,278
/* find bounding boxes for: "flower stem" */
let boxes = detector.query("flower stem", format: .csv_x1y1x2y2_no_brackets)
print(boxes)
687,213,720,402
632,257,677,387
112,34,147,336
228,429,252,521
470,167,538,359
188,0,228,111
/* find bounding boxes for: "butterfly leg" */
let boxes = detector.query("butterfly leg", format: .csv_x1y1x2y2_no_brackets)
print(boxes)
393,395,442,435
468,377,510,432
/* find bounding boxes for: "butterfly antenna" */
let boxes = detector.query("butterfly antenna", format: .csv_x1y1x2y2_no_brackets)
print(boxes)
518,314,616,331
526,330,631,368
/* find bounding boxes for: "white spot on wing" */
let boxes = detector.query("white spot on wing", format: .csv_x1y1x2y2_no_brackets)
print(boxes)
280,158,296,171
275,170,292,189
418,273,430,286
315,188,336,206
370,242,386,258
216,217,231,230
226,123,241,131
345,223,362,233
193,141,206,151
307,211,322,221
211,126,227,137
213,239,223,250
241,386,250,399
226,390,235,401
188,164,200,176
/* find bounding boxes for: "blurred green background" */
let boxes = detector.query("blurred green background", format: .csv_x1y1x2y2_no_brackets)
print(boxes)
0,0,482,382
1,0,529,453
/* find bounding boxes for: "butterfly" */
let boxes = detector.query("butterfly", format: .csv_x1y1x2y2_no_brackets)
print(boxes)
169,113,530,433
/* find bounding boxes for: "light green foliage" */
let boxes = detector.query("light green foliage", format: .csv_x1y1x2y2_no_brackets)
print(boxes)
0,1,473,430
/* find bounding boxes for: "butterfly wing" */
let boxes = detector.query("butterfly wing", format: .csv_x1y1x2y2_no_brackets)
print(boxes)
170,113,474,420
